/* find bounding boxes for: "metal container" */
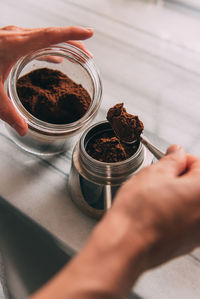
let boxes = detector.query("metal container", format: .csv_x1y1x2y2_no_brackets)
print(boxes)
68,121,153,219
5,43,102,156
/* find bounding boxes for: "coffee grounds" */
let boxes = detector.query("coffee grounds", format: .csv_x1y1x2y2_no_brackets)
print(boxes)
107,103,144,142
86,131,138,163
17,68,91,124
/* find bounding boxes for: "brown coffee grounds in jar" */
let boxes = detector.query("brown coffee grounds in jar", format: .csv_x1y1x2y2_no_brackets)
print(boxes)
107,103,144,142
86,131,139,163
16,68,91,124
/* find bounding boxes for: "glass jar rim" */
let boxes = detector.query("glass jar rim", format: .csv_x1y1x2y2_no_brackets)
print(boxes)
7,43,102,134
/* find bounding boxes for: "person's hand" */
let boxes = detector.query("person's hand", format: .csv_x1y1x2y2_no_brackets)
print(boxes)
112,144,200,268
30,145,200,299
0,25,93,136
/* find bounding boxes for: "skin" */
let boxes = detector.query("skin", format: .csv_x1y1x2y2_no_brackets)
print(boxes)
1,25,200,299
30,145,200,299
0,25,93,136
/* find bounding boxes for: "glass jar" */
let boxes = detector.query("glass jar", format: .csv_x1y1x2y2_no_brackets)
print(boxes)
5,43,102,155
68,121,154,219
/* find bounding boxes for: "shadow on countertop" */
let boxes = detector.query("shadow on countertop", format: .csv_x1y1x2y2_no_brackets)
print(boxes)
0,196,143,299
0,196,73,299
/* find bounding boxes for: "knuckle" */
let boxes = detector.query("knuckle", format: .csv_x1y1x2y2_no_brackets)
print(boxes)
68,26,77,36
42,27,55,40
0,31,23,45
44,27,53,34
1,25,20,31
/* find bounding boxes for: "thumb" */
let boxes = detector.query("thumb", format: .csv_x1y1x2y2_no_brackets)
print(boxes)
0,83,28,136
166,144,183,155
157,144,187,177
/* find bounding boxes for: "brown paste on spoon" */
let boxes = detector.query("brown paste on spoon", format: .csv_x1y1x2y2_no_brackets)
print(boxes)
86,103,143,163
107,103,144,142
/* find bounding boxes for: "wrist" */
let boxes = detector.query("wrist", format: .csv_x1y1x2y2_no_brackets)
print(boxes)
86,209,157,297
30,210,157,299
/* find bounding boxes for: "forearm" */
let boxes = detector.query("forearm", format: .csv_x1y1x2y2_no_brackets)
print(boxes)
30,147,200,298
30,210,154,299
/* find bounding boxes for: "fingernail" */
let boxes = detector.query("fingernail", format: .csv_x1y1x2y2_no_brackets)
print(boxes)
12,123,27,136
86,28,94,33
167,144,183,154
86,50,93,58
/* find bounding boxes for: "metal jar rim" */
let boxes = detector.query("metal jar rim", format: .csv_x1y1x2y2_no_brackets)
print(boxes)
77,121,145,185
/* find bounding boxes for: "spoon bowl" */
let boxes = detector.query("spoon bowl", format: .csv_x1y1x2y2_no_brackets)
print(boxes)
123,134,165,160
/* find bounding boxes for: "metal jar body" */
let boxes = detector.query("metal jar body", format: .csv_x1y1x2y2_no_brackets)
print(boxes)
68,121,153,219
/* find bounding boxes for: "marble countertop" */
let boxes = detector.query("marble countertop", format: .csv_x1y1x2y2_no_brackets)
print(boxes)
0,0,200,298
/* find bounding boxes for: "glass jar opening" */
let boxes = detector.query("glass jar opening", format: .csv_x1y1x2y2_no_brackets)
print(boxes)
8,43,102,135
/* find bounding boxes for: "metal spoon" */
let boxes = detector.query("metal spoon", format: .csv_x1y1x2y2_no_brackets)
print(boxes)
124,135,165,160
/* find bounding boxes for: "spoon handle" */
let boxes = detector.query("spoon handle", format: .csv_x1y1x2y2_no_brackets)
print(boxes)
141,136,165,160
104,185,112,211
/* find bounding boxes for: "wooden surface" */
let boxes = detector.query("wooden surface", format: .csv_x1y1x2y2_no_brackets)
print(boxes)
0,0,200,298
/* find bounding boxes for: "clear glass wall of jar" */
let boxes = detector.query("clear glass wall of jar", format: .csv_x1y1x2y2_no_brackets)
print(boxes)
5,43,102,155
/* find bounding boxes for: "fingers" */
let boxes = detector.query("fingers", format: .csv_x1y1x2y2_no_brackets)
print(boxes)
0,25,94,137
155,144,187,177
37,55,63,63
186,154,200,168
9,26,94,59
184,154,200,177
178,154,200,198
67,40,93,57
1,25,23,31
0,83,28,136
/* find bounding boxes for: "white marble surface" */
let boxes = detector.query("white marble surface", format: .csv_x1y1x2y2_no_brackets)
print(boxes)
0,0,200,298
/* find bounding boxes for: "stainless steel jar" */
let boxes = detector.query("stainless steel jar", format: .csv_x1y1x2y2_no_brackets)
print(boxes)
68,121,153,219
5,43,102,155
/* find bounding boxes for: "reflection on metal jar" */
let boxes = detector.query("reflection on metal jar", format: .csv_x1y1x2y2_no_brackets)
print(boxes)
68,121,153,219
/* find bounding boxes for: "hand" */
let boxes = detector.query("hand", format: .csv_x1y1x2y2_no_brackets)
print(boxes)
112,145,200,269
0,25,93,136
30,145,200,299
